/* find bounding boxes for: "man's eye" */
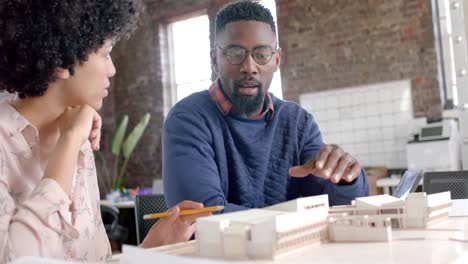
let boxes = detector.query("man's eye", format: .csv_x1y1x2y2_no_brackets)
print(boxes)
227,48,243,56
229,53,243,58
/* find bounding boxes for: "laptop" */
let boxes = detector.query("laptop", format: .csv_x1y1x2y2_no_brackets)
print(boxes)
392,169,468,216
393,169,424,200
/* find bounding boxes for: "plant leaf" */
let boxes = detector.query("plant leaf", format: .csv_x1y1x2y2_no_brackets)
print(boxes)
93,151,111,194
122,113,150,159
111,115,129,155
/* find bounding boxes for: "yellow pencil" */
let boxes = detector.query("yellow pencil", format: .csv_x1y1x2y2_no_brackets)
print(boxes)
143,205,225,220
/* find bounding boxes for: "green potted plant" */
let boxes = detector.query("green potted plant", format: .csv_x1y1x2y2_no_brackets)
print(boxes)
94,113,151,199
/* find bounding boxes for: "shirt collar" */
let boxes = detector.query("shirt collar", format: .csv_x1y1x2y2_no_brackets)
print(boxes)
208,79,274,121
0,96,34,137
0,96,88,154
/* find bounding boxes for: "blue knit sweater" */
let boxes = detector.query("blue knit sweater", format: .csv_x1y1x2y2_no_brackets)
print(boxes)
162,90,368,212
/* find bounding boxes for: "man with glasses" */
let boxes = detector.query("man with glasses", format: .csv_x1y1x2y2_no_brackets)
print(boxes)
163,0,368,213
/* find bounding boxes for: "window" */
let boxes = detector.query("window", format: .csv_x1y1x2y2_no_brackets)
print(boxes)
380,208,399,215
168,15,211,104
433,0,462,107
165,1,282,115
261,0,283,99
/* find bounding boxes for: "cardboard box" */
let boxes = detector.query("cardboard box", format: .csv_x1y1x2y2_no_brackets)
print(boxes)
364,167,388,196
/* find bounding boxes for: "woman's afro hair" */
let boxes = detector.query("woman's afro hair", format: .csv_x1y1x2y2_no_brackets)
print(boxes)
0,0,142,98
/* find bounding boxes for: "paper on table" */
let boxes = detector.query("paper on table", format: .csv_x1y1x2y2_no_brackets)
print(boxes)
120,245,222,264
11,257,74,264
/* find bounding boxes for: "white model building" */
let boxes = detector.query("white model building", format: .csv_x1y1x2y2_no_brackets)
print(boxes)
405,192,452,227
330,195,406,228
195,192,452,260
196,195,330,260
328,215,393,242
329,192,452,229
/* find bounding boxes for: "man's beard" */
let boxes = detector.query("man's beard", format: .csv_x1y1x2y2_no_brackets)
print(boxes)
230,79,265,115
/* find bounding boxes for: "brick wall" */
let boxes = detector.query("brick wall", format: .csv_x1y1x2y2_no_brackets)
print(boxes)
277,0,441,118
102,0,442,190
101,1,165,189
101,0,226,189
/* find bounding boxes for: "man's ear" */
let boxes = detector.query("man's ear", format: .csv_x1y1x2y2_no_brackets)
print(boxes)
54,67,71,80
210,48,219,74
274,47,282,72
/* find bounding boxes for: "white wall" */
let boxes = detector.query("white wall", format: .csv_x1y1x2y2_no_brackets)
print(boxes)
299,80,413,168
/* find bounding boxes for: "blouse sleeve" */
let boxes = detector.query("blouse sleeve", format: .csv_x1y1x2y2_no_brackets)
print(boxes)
0,147,79,261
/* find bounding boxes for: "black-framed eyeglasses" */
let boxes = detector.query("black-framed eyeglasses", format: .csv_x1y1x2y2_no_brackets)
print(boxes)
215,43,277,65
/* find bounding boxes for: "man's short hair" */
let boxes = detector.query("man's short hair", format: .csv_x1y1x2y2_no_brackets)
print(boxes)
215,0,276,35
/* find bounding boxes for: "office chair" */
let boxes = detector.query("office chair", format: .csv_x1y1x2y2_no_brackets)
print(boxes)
100,204,129,243
134,194,168,244
423,170,468,199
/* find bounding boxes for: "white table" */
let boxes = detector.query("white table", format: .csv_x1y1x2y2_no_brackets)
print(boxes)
376,174,423,195
376,176,400,195
114,217,468,263
100,200,135,209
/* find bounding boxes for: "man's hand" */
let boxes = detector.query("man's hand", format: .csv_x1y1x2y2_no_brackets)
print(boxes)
140,200,211,248
289,145,361,184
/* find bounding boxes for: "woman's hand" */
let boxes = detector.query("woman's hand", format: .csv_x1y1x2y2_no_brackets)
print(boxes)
58,105,101,150
140,200,211,248
44,105,102,195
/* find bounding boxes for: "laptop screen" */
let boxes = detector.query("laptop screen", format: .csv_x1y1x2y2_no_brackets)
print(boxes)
393,169,424,199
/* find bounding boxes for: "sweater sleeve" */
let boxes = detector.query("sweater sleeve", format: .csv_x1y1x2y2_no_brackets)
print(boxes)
162,111,248,213
297,114,369,205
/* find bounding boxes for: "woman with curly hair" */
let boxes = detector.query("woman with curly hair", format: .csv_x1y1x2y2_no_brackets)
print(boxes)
0,0,207,262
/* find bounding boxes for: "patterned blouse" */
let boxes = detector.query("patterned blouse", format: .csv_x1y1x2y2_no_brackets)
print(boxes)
0,96,111,262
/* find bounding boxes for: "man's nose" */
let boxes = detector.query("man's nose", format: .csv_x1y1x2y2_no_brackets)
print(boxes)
240,52,258,75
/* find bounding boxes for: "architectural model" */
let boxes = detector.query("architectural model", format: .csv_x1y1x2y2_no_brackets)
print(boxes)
195,191,452,260
330,192,452,229
196,195,330,260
